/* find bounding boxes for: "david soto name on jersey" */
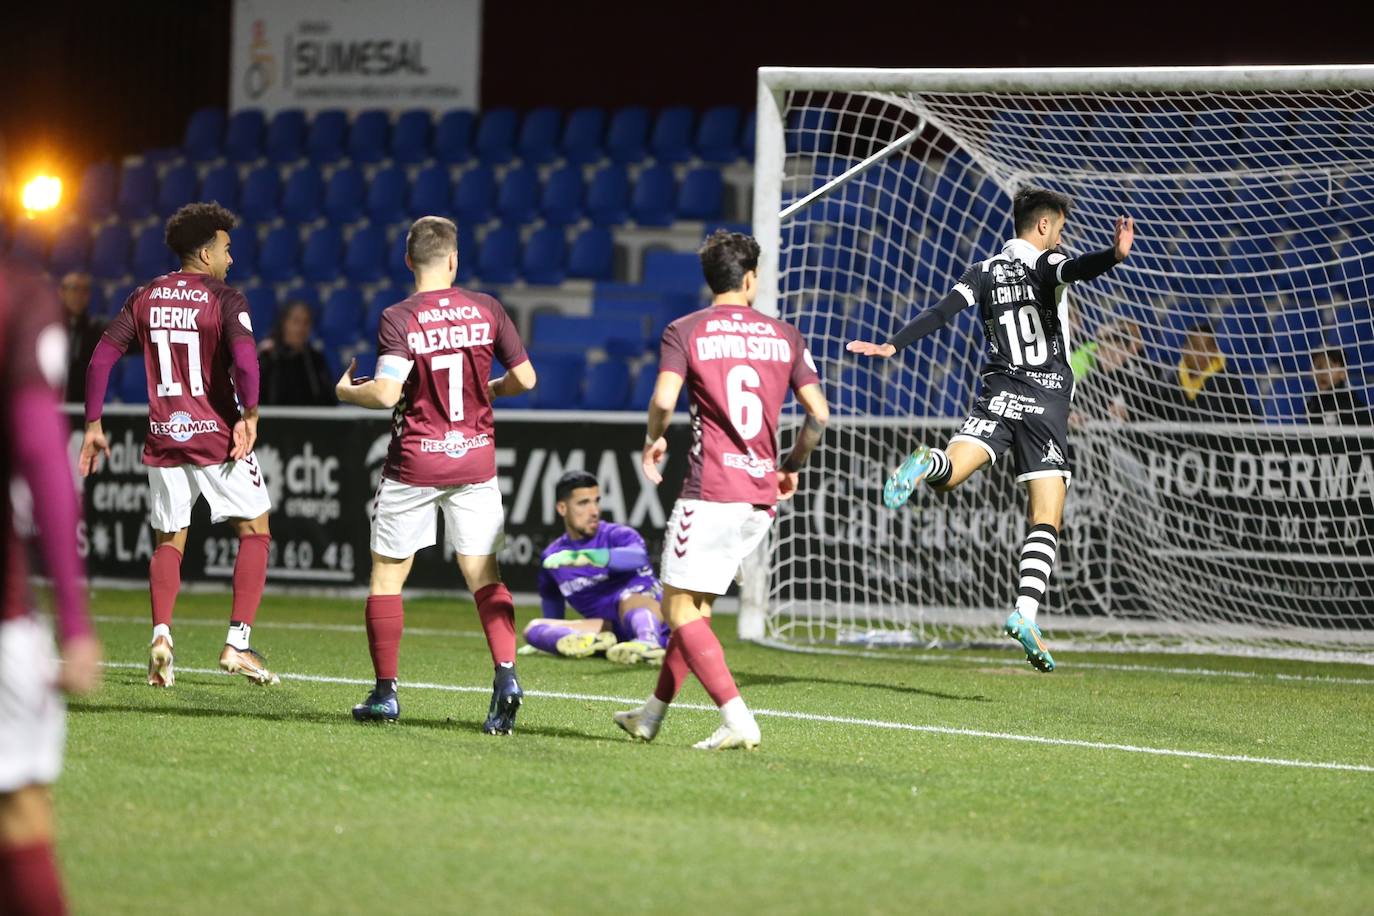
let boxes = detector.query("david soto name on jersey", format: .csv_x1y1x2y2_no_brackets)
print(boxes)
150,411,220,442
420,431,492,458
695,316,792,362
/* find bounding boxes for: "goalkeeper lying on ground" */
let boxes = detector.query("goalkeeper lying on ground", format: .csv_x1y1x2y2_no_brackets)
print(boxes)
522,470,669,665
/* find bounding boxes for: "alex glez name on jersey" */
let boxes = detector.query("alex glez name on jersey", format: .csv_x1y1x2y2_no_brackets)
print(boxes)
407,322,492,354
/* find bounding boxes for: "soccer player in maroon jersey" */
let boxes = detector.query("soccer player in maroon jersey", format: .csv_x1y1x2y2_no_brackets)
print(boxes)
79,203,277,687
615,231,829,750
336,216,536,734
0,263,101,916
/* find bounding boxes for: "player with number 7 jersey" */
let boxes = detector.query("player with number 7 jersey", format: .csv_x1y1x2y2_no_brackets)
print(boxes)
80,203,277,688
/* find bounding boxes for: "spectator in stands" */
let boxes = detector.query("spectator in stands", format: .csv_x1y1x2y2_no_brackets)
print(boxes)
1307,347,1372,425
1148,320,1254,422
1069,318,1154,423
61,272,104,403
259,301,335,406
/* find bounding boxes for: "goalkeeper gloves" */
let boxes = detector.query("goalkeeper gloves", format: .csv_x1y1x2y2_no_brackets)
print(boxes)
542,548,611,570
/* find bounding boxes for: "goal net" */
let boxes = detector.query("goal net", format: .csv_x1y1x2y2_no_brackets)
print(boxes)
746,66,1374,662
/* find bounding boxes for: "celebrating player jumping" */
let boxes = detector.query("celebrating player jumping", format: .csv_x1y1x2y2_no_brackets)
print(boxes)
80,202,276,687
616,230,829,751
526,470,669,664
337,215,536,734
848,188,1135,672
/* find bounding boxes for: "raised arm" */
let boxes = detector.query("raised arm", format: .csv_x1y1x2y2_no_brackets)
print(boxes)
848,272,977,359
1053,215,1135,284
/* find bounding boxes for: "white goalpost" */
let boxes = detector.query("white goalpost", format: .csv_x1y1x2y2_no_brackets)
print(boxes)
742,65,1374,662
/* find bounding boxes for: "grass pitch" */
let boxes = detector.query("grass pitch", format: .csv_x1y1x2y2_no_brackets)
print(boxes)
59,590,1373,915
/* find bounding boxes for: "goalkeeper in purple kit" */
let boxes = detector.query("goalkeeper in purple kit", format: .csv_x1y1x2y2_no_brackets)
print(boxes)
524,471,669,665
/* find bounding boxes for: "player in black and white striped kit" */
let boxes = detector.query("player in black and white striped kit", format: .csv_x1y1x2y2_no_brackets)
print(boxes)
848,187,1135,671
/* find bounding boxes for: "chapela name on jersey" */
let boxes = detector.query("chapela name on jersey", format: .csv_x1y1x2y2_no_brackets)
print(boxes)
150,411,220,442
723,451,775,478
148,286,209,304
407,322,492,354
420,431,492,458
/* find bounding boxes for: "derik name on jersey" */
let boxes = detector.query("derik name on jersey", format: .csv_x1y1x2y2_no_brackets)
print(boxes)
695,319,791,363
407,303,492,355
147,306,201,329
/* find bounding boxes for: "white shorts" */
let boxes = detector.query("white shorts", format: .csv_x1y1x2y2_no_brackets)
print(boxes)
660,499,774,596
147,453,272,533
0,616,65,793
371,476,506,559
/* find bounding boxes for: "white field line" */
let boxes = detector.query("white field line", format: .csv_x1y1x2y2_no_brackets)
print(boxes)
98,662,1374,774
92,615,1374,686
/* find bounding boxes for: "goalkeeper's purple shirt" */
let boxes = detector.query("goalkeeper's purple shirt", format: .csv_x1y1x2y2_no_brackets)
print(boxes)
658,303,820,506
537,522,660,622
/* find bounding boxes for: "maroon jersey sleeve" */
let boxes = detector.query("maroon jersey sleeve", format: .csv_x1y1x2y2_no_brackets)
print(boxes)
219,288,255,344
377,305,410,359
100,287,140,353
3,272,64,394
788,326,822,391
659,320,689,377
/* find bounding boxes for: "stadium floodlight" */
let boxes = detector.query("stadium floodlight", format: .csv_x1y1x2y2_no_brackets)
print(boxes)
744,65,1374,662
21,175,62,214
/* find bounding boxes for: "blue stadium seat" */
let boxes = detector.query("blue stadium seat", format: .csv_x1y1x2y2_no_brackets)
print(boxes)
631,164,676,226
391,109,433,164
156,163,198,217
343,225,387,283
348,110,391,164
200,164,239,210
239,166,281,222
307,110,349,163
244,286,278,337
587,165,630,226
676,167,723,220
567,227,613,281
517,108,562,165
696,106,742,163
453,165,497,223
132,225,174,279
89,224,131,280
265,109,306,163
434,110,475,163
528,351,585,409
227,225,259,278
320,287,365,347
606,107,650,163
322,166,365,222
300,225,342,283
475,108,519,164
281,285,322,320
77,162,117,218
104,282,137,317
117,356,148,404
366,286,405,339
741,112,756,161
116,162,158,219
786,109,838,155
521,227,566,286
225,109,265,162
456,223,478,284
541,165,585,226
258,226,301,283
1262,375,1313,424
650,107,695,163
581,359,631,410
561,107,607,164
183,108,225,161
497,165,540,224
366,166,409,223
281,164,324,222
387,232,412,285
532,314,644,356
49,224,90,274
642,250,701,295
476,226,519,283
630,360,658,409
408,164,452,217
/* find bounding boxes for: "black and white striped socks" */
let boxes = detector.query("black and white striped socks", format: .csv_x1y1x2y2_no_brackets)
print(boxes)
1014,523,1058,625
925,447,953,487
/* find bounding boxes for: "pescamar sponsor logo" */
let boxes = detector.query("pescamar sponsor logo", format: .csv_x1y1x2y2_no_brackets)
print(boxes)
723,451,774,479
150,411,220,443
420,431,492,459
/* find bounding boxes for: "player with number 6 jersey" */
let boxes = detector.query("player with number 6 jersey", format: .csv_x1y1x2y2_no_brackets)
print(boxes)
80,202,277,688
847,188,1135,673
616,230,829,751
336,215,536,735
